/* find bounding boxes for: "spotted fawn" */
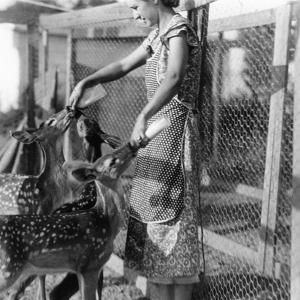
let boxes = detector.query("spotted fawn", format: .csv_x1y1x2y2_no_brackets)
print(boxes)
2,111,122,300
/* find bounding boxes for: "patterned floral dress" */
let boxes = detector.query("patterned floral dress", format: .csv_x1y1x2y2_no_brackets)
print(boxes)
124,14,202,284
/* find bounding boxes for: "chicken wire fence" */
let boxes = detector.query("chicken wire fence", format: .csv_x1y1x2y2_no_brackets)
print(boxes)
65,18,149,177
197,17,292,300
40,1,296,299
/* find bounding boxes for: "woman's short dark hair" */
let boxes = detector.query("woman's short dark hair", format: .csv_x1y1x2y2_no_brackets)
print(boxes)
161,0,179,8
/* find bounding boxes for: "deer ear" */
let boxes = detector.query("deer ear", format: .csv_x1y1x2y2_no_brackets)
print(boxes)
99,133,122,149
72,168,97,183
11,130,38,144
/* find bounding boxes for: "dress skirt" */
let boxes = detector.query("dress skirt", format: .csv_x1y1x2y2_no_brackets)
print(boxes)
124,110,202,283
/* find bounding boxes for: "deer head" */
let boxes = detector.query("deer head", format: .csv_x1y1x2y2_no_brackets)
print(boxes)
12,107,76,145
66,116,171,189
0,108,78,216
76,115,122,163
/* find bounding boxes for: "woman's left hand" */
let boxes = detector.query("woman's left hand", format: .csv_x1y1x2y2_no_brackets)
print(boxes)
130,114,147,146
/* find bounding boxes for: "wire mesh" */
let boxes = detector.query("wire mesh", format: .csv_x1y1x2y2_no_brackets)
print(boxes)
195,5,293,300
42,2,294,299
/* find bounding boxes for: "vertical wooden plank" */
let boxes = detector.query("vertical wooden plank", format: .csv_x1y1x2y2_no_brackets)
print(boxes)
65,30,73,106
291,2,300,299
258,3,292,276
39,29,49,84
188,4,210,100
27,23,38,128
63,30,73,161
212,32,223,162
188,5,210,277
25,22,41,175
195,4,210,98
189,5,213,186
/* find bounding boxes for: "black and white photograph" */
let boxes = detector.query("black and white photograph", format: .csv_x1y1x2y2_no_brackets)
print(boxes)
0,0,298,299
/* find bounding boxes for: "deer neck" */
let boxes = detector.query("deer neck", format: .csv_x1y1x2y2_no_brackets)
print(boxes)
38,140,70,211
41,138,66,180
83,137,102,163
95,180,127,237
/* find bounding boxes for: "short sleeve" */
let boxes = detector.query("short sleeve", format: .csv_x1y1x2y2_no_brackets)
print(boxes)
160,16,199,50
141,28,159,57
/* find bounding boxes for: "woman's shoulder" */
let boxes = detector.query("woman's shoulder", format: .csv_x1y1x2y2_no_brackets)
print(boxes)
170,14,189,26
161,14,199,47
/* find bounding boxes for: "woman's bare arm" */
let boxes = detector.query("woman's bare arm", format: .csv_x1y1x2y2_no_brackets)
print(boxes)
82,45,148,87
70,45,148,107
131,33,189,142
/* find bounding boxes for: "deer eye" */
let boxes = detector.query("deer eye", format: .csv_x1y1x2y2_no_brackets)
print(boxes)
45,118,56,127
109,157,117,167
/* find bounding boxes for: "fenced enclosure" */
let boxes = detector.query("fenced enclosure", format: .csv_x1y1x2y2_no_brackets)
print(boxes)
39,1,298,299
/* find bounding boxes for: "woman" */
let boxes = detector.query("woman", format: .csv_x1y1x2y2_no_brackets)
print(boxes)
70,0,202,299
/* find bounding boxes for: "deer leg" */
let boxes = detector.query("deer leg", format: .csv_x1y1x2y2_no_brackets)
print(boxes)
49,271,103,300
77,271,99,300
6,275,36,300
49,273,79,300
37,275,46,300
96,270,103,300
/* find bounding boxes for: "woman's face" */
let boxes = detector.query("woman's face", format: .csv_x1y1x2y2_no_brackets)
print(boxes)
126,0,159,27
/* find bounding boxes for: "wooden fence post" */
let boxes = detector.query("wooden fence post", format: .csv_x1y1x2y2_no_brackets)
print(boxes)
63,30,73,161
292,1,300,299
39,28,49,85
25,22,40,175
258,3,292,276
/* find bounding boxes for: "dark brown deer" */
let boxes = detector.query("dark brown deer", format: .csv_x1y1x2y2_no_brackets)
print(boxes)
0,117,169,300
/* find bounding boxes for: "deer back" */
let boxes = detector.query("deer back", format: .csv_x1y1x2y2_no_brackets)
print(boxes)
0,174,40,215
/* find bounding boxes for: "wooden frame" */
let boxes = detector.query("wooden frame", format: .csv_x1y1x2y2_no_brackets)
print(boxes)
195,3,293,279
39,1,216,30
291,1,300,299
258,3,292,277
39,29,48,81
208,8,276,33
63,30,73,161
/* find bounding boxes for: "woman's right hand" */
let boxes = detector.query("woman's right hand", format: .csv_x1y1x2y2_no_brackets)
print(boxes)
70,81,85,109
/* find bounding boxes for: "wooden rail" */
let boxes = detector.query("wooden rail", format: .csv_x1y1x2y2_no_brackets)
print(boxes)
208,8,276,33
40,1,216,30
291,1,300,299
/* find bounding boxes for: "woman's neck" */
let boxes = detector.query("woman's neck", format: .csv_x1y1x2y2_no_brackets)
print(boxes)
158,6,176,33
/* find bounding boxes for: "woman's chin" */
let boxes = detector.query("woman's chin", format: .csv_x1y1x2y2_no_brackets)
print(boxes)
135,19,151,28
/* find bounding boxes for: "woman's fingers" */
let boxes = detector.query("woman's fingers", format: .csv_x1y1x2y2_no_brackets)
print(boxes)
69,84,84,108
